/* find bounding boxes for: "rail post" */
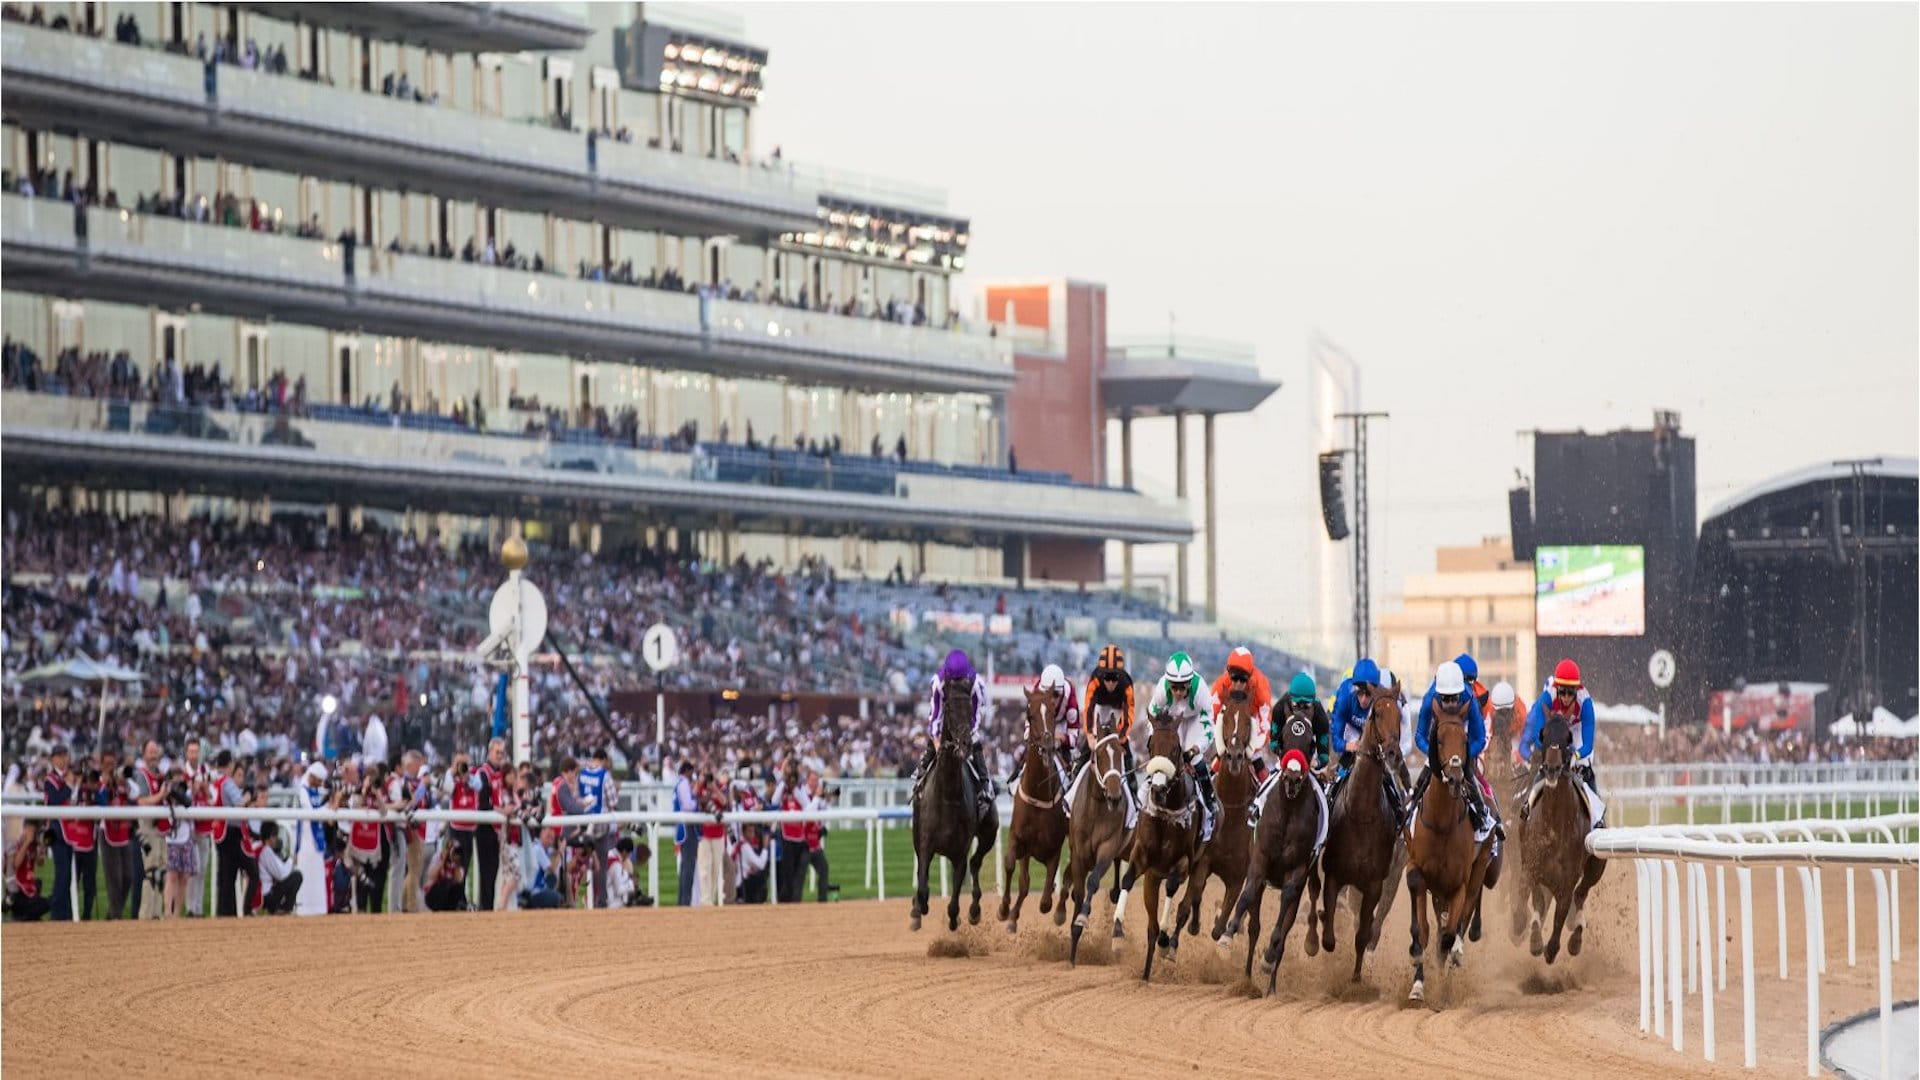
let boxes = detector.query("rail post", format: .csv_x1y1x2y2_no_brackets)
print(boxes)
1737,866,1756,1068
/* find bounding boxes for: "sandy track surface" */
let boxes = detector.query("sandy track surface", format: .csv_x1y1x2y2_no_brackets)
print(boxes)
4,866,1911,1078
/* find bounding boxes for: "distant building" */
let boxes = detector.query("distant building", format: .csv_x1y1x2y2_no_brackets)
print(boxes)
1378,536,1536,695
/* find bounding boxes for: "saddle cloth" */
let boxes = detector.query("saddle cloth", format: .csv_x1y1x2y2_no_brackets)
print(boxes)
1524,774,1605,830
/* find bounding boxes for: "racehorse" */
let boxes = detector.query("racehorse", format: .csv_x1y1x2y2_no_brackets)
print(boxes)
999,686,1069,934
1128,711,1204,981
1062,704,1134,964
1187,689,1256,948
1220,708,1323,994
910,678,999,933
1403,698,1497,1002
1310,688,1405,982
1510,709,1607,964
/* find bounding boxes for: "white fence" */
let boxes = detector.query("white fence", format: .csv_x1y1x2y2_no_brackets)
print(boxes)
1587,812,1919,1076
1595,760,1916,792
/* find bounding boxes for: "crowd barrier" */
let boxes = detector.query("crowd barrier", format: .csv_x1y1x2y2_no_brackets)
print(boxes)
1587,812,1919,1076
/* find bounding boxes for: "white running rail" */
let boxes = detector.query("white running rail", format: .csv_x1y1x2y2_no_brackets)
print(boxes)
1587,812,1919,1076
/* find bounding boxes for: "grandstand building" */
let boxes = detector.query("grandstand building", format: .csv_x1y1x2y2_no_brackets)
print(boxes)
1,1,1194,589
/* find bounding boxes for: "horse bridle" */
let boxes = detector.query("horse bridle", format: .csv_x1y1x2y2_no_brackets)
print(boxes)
1088,729,1126,803
1420,710,1471,832
1016,698,1064,808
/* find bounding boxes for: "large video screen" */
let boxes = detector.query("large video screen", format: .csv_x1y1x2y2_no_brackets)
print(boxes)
1535,544,1646,637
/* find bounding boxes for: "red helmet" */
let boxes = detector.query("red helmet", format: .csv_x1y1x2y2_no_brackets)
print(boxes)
1551,659,1583,688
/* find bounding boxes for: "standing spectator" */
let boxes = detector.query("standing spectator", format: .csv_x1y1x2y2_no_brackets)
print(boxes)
672,760,698,906
8,823,51,921
425,836,469,911
577,747,617,908
803,775,832,902
131,739,168,919
391,752,430,912
443,750,477,893
183,737,213,916
290,763,332,916
253,822,302,914
42,746,96,921
362,712,389,768
736,825,770,904
472,738,509,911
210,750,257,917
163,767,198,918
344,764,389,912
97,754,141,918
695,769,730,907
774,763,813,903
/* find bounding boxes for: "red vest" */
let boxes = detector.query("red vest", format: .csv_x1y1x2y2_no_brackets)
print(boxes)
804,820,824,852
449,781,478,831
103,785,133,847
13,852,37,898
190,766,216,835
349,818,381,854
46,777,94,851
779,792,807,842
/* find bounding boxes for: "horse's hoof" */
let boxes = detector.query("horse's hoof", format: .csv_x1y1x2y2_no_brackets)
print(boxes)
1039,896,1052,915
969,906,982,926
1568,928,1584,957
1544,941,1560,965
1073,912,1087,930
1529,925,1544,956
1156,930,1171,950
1408,980,1425,1003
1304,933,1319,957
1006,920,1018,935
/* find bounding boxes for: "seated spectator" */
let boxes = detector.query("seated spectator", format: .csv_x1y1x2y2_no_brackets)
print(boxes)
735,825,770,904
425,837,469,911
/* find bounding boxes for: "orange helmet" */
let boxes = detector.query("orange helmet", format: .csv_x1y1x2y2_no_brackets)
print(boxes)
1226,647,1257,675
1551,659,1583,688
1096,644,1126,674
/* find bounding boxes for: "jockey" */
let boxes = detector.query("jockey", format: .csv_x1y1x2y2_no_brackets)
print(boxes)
1007,663,1079,787
1270,672,1331,770
1521,659,1604,827
1487,681,1524,768
1146,651,1219,833
1077,644,1138,784
913,649,993,812
1211,647,1274,737
1455,653,1491,715
1328,657,1382,777
1408,660,1499,838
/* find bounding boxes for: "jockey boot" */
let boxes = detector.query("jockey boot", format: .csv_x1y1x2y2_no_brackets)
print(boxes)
911,741,936,797
1006,744,1026,789
1191,756,1219,837
968,743,995,811
1405,763,1431,819
1578,761,1605,827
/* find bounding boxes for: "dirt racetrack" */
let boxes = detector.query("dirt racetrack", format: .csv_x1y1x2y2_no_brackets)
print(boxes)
4,865,1913,1078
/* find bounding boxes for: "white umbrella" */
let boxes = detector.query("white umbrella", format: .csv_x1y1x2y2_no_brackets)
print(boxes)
16,656,146,749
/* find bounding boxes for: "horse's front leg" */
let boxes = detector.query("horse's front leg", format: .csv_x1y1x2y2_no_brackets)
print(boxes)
1406,866,1431,1002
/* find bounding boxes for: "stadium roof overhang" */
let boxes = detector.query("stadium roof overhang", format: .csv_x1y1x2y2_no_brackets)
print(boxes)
233,3,593,53
1101,349,1280,417
3,235,1015,398
0,27,814,241
0,428,1194,546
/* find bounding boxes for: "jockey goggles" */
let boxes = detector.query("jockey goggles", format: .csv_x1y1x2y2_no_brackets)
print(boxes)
1555,685,1579,701
1436,691,1465,709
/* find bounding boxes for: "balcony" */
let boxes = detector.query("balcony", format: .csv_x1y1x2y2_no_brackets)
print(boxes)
1103,333,1280,416
3,194,1015,395
232,3,593,54
0,23,816,238
0,391,1194,544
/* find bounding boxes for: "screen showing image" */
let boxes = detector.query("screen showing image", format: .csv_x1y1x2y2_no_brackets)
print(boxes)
1535,544,1646,637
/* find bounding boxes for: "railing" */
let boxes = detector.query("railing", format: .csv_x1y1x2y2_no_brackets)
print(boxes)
1595,760,1917,792
1587,812,1919,1075
1593,777,1919,827
1107,333,1259,369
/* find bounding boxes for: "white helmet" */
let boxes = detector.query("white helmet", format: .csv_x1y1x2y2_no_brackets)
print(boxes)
1434,661,1467,696
1038,664,1068,693
1165,652,1196,683
1490,681,1516,709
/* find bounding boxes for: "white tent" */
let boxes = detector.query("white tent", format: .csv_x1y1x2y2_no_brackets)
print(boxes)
1831,714,1860,737
16,656,146,748
1867,706,1918,738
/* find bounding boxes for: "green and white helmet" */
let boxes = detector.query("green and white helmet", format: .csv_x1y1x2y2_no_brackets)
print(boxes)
1165,651,1197,688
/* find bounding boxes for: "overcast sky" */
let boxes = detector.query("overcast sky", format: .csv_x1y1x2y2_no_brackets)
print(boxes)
729,1,1918,651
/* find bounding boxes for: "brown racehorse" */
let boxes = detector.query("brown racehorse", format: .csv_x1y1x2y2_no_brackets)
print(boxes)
1404,700,1496,1002
1063,705,1133,965
1129,711,1204,981
999,686,1069,934
1221,709,1322,994
1511,709,1607,964
1186,690,1256,948
1311,690,1406,982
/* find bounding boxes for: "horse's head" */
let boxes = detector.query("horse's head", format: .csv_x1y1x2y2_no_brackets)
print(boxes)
1535,710,1573,785
1020,686,1055,752
1365,691,1405,774
1145,710,1183,763
1430,692,1471,795
1274,708,1316,800
939,677,973,752
1217,693,1254,775
1089,704,1127,803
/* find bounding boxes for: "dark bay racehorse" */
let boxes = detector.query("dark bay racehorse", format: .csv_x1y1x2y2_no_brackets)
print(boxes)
1221,710,1322,994
1311,690,1406,982
1188,690,1256,946
1404,702,1496,1002
1129,712,1204,982
1511,710,1606,964
999,686,1069,934
1063,705,1133,965
911,679,999,932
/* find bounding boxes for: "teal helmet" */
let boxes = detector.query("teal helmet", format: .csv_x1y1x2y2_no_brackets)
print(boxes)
1287,673,1318,702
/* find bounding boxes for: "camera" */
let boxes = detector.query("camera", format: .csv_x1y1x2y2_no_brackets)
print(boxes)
165,778,193,808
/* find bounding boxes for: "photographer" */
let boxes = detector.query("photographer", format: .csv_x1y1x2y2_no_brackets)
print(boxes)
7,822,50,921
42,746,98,922
442,751,479,895
735,825,770,904
97,752,141,919
391,751,432,912
803,773,834,903
424,835,469,912
694,768,730,907
772,759,815,904
131,740,169,919
162,766,198,918
209,749,258,917
252,821,301,914
472,738,511,911
343,762,390,913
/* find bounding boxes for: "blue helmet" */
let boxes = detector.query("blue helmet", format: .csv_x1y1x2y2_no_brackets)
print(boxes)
1454,653,1478,683
1351,658,1381,686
